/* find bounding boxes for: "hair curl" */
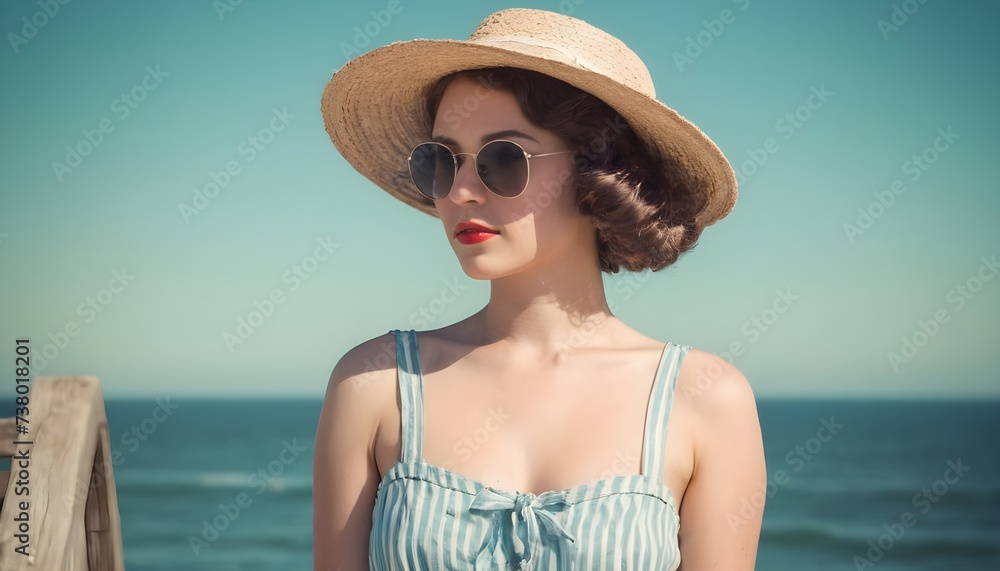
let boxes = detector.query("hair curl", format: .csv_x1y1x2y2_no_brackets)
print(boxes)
425,67,706,274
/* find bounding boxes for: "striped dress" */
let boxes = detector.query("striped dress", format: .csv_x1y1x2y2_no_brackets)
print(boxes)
369,329,690,570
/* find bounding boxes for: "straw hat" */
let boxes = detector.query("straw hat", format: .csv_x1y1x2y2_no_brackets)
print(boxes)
321,8,737,231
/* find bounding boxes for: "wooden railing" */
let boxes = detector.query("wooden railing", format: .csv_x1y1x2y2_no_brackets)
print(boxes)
0,376,125,570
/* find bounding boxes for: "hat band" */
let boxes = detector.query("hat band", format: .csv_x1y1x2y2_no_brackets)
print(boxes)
471,36,604,75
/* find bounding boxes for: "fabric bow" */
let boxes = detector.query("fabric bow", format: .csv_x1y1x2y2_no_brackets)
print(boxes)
469,486,577,571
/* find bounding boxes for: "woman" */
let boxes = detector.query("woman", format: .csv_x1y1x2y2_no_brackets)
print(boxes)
314,8,765,570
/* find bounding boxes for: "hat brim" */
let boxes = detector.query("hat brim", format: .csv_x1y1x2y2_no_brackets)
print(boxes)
321,39,737,230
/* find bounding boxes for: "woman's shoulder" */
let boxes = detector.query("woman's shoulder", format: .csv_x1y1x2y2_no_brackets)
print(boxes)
322,331,403,410
673,344,759,423
331,325,465,379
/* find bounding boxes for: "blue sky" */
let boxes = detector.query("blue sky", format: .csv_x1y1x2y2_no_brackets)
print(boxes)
1,0,997,398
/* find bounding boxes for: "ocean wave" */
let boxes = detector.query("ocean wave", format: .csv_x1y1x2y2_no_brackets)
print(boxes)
765,521,1000,556
115,469,312,494
764,521,861,549
767,477,999,508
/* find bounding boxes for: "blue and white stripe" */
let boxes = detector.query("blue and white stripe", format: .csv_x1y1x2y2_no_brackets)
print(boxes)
369,329,689,570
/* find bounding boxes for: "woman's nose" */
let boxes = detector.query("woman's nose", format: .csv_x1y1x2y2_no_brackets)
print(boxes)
448,155,487,204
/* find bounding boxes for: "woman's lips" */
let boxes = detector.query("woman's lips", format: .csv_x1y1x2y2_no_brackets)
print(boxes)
455,230,498,245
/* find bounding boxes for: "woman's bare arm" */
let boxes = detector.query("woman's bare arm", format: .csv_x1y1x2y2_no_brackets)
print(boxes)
313,339,389,571
677,355,767,570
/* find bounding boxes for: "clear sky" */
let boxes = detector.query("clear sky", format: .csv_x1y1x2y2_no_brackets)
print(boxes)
1,0,997,398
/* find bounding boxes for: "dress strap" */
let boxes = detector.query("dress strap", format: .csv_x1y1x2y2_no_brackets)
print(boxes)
640,342,691,482
391,329,425,464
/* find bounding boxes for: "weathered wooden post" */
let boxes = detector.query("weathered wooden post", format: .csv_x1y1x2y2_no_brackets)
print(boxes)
0,376,125,570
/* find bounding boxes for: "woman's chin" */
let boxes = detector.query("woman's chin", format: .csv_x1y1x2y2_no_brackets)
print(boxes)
456,257,518,281
459,265,503,281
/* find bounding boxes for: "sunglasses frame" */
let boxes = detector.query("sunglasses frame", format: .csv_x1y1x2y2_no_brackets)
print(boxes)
407,139,574,200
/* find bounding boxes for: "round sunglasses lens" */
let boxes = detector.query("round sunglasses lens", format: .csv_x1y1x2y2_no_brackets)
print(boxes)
479,141,528,197
409,143,454,199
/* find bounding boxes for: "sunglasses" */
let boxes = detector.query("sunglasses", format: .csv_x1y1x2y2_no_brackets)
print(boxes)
407,139,574,200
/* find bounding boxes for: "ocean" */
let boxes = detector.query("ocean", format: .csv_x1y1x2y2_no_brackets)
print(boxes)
2,398,997,570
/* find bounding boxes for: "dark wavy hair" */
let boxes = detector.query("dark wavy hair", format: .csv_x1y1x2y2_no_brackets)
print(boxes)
425,67,706,274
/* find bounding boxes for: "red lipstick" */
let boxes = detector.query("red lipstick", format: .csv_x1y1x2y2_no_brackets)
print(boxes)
454,221,499,245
